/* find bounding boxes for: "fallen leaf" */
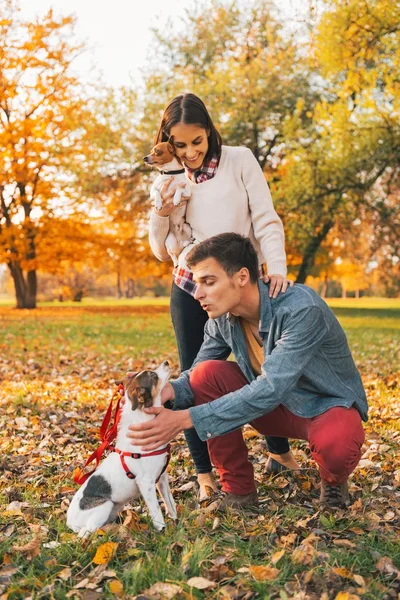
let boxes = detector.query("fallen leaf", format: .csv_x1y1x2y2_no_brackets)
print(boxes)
304,569,314,583
144,582,183,598
249,565,280,581
332,567,353,579
291,544,315,565
383,511,395,521
187,576,217,589
58,567,72,581
0,565,19,583
243,428,258,439
12,532,42,560
271,549,285,565
376,556,400,576
108,579,123,595
43,541,61,548
353,574,366,586
92,542,118,565
195,512,207,527
333,539,357,548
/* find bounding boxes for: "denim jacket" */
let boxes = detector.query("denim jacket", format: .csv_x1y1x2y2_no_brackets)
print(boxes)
171,281,368,442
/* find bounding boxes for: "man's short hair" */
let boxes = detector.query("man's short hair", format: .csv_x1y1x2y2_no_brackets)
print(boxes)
186,233,259,283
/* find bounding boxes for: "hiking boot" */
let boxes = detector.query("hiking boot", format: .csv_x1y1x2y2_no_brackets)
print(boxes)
319,480,350,509
265,457,289,475
200,490,259,512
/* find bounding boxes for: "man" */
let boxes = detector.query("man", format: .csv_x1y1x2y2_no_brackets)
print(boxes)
128,233,367,509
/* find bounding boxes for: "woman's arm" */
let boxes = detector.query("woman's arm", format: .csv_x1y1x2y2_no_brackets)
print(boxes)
241,148,287,278
149,210,172,262
148,177,189,263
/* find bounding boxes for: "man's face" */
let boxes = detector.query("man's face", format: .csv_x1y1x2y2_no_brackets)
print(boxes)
192,258,243,319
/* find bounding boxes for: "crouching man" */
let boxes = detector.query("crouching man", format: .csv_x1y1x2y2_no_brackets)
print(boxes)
128,233,367,509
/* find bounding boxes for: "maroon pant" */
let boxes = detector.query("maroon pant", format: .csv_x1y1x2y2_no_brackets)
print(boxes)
190,361,365,495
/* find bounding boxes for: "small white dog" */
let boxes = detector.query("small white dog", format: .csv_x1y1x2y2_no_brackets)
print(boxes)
67,361,177,537
144,142,197,267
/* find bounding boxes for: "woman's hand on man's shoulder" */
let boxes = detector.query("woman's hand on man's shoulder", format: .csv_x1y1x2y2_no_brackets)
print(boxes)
262,274,294,298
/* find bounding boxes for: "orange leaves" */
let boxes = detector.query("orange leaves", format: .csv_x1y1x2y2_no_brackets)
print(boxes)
92,542,118,565
11,524,43,561
248,565,280,581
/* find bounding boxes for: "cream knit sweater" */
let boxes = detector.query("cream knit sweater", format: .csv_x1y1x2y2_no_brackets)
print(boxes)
148,145,287,277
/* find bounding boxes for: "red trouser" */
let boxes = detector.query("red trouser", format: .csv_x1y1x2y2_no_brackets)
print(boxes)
190,361,365,495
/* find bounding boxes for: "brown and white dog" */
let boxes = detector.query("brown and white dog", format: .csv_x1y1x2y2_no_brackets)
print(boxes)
67,361,177,537
144,142,196,267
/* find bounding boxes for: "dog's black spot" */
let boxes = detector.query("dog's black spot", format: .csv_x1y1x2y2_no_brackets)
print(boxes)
79,475,112,511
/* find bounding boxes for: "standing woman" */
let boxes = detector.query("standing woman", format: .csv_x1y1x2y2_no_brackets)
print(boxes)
148,93,299,503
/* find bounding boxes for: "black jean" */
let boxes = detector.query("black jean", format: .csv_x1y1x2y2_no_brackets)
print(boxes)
170,282,290,473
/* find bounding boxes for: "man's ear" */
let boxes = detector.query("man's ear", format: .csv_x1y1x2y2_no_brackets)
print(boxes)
238,267,250,286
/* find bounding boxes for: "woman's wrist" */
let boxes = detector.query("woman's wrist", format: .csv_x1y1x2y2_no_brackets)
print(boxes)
153,207,170,218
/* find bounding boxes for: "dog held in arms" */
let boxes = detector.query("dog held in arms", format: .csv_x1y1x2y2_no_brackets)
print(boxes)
144,141,197,268
67,361,177,537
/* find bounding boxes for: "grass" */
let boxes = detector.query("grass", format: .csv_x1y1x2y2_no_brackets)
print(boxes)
0,299,399,599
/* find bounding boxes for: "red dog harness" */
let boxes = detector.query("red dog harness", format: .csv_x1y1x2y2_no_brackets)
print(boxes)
74,384,170,485
113,445,171,482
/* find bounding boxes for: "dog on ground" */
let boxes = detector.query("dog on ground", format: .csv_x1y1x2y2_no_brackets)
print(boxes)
144,142,197,267
67,361,177,537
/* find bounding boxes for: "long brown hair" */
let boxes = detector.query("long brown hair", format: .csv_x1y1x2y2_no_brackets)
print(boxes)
154,93,222,160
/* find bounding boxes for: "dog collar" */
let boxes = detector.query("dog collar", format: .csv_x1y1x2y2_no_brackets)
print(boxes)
160,168,185,175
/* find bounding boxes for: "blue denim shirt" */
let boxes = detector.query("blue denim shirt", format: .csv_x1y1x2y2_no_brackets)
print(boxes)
171,282,368,442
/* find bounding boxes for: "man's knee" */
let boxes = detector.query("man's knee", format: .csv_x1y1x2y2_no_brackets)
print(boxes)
189,360,246,406
190,360,222,390
310,417,365,478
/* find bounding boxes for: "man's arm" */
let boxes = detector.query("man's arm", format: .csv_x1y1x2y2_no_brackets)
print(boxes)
127,318,231,450
128,306,328,450
189,306,329,441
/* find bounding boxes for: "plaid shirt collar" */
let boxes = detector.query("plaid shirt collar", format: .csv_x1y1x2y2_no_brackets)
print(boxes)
185,154,220,183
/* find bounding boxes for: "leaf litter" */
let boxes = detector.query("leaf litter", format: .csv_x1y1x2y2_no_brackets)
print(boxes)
0,305,399,599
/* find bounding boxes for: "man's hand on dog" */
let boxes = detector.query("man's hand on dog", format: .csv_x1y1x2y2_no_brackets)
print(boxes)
154,177,190,217
127,405,193,451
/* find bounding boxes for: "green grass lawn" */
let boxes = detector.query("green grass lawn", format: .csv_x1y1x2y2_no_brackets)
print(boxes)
0,300,399,599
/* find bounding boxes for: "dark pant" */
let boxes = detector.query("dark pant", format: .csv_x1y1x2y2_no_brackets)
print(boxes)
170,283,290,473
190,361,365,494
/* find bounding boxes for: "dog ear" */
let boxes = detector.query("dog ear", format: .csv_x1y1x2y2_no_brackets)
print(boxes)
167,137,174,153
114,371,137,386
130,388,139,411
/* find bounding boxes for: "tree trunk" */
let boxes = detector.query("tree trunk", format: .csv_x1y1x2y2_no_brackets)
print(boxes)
125,278,135,298
320,276,328,298
296,221,334,284
117,269,122,298
342,285,346,299
8,262,37,309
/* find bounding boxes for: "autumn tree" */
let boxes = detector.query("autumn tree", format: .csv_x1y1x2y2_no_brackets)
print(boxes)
273,0,400,283
71,86,171,297
0,0,92,308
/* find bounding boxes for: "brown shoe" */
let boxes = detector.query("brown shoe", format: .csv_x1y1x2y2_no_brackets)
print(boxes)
319,480,350,508
201,490,259,512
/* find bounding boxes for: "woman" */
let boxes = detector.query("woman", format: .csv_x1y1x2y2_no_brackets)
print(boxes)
148,93,299,502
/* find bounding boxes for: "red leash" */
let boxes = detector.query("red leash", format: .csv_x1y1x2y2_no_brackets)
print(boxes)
73,384,124,485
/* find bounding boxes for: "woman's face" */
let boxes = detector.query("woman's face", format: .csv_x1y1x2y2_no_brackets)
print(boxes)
169,123,209,170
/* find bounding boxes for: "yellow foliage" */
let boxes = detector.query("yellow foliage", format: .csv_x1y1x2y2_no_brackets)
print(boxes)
92,542,118,565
